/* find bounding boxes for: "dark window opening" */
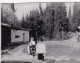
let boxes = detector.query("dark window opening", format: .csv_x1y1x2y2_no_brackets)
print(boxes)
15,35,20,38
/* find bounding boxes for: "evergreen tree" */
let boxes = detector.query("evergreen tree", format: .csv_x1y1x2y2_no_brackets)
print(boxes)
72,3,80,32
53,3,68,39
21,13,25,28
39,3,43,20
43,3,53,39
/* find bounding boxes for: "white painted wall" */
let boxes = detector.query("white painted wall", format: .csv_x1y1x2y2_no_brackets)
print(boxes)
11,29,29,43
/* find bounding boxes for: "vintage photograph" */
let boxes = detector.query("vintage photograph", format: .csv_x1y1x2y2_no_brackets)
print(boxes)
1,2,80,63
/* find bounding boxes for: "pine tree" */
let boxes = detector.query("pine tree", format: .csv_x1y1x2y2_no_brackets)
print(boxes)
53,3,68,39
21,13,25,28
43,3,54,39
72,3,80,32
39,3,43,20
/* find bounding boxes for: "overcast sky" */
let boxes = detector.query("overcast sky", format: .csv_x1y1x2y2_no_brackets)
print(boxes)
15,3,46,20
14,3,73,20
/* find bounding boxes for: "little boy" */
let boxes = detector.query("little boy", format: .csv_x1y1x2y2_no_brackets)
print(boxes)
36,37,46,61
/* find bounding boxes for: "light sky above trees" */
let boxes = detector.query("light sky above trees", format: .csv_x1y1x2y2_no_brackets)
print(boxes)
14,3,73,20
15,3,46,20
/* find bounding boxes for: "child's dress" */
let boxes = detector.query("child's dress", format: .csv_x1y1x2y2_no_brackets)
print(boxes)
29,41,36,56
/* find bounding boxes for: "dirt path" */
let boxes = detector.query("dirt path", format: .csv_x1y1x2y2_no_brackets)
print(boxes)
1,33,80,63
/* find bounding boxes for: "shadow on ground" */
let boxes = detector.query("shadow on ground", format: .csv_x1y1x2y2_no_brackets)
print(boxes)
1,61,31,63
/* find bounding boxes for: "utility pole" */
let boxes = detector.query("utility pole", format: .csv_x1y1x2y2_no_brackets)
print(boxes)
34,18,37,44
35,25,37,44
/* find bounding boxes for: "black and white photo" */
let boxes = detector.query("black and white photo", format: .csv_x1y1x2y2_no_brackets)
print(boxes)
1,2,80,63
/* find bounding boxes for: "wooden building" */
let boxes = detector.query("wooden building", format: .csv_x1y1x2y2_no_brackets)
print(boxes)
1,23,31,49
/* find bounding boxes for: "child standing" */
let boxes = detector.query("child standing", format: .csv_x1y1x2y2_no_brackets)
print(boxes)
29,38,36,56
77,26,80,43
36,37,46,61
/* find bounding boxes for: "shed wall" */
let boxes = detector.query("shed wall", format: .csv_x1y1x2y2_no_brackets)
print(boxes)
11,30,29,42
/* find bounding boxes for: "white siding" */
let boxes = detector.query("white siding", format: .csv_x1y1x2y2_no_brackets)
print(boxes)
11,29,29,43
23,30,29,42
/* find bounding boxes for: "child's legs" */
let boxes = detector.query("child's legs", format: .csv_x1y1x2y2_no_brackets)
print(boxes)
32,45,36,56
38,54,44,61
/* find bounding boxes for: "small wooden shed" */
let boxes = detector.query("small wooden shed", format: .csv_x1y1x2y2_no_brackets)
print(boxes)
1,23,31,49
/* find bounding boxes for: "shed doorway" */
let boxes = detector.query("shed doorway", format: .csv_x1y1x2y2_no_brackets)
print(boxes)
23,33,26,43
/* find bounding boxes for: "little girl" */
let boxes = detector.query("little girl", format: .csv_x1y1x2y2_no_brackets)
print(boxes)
27,37,36,57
